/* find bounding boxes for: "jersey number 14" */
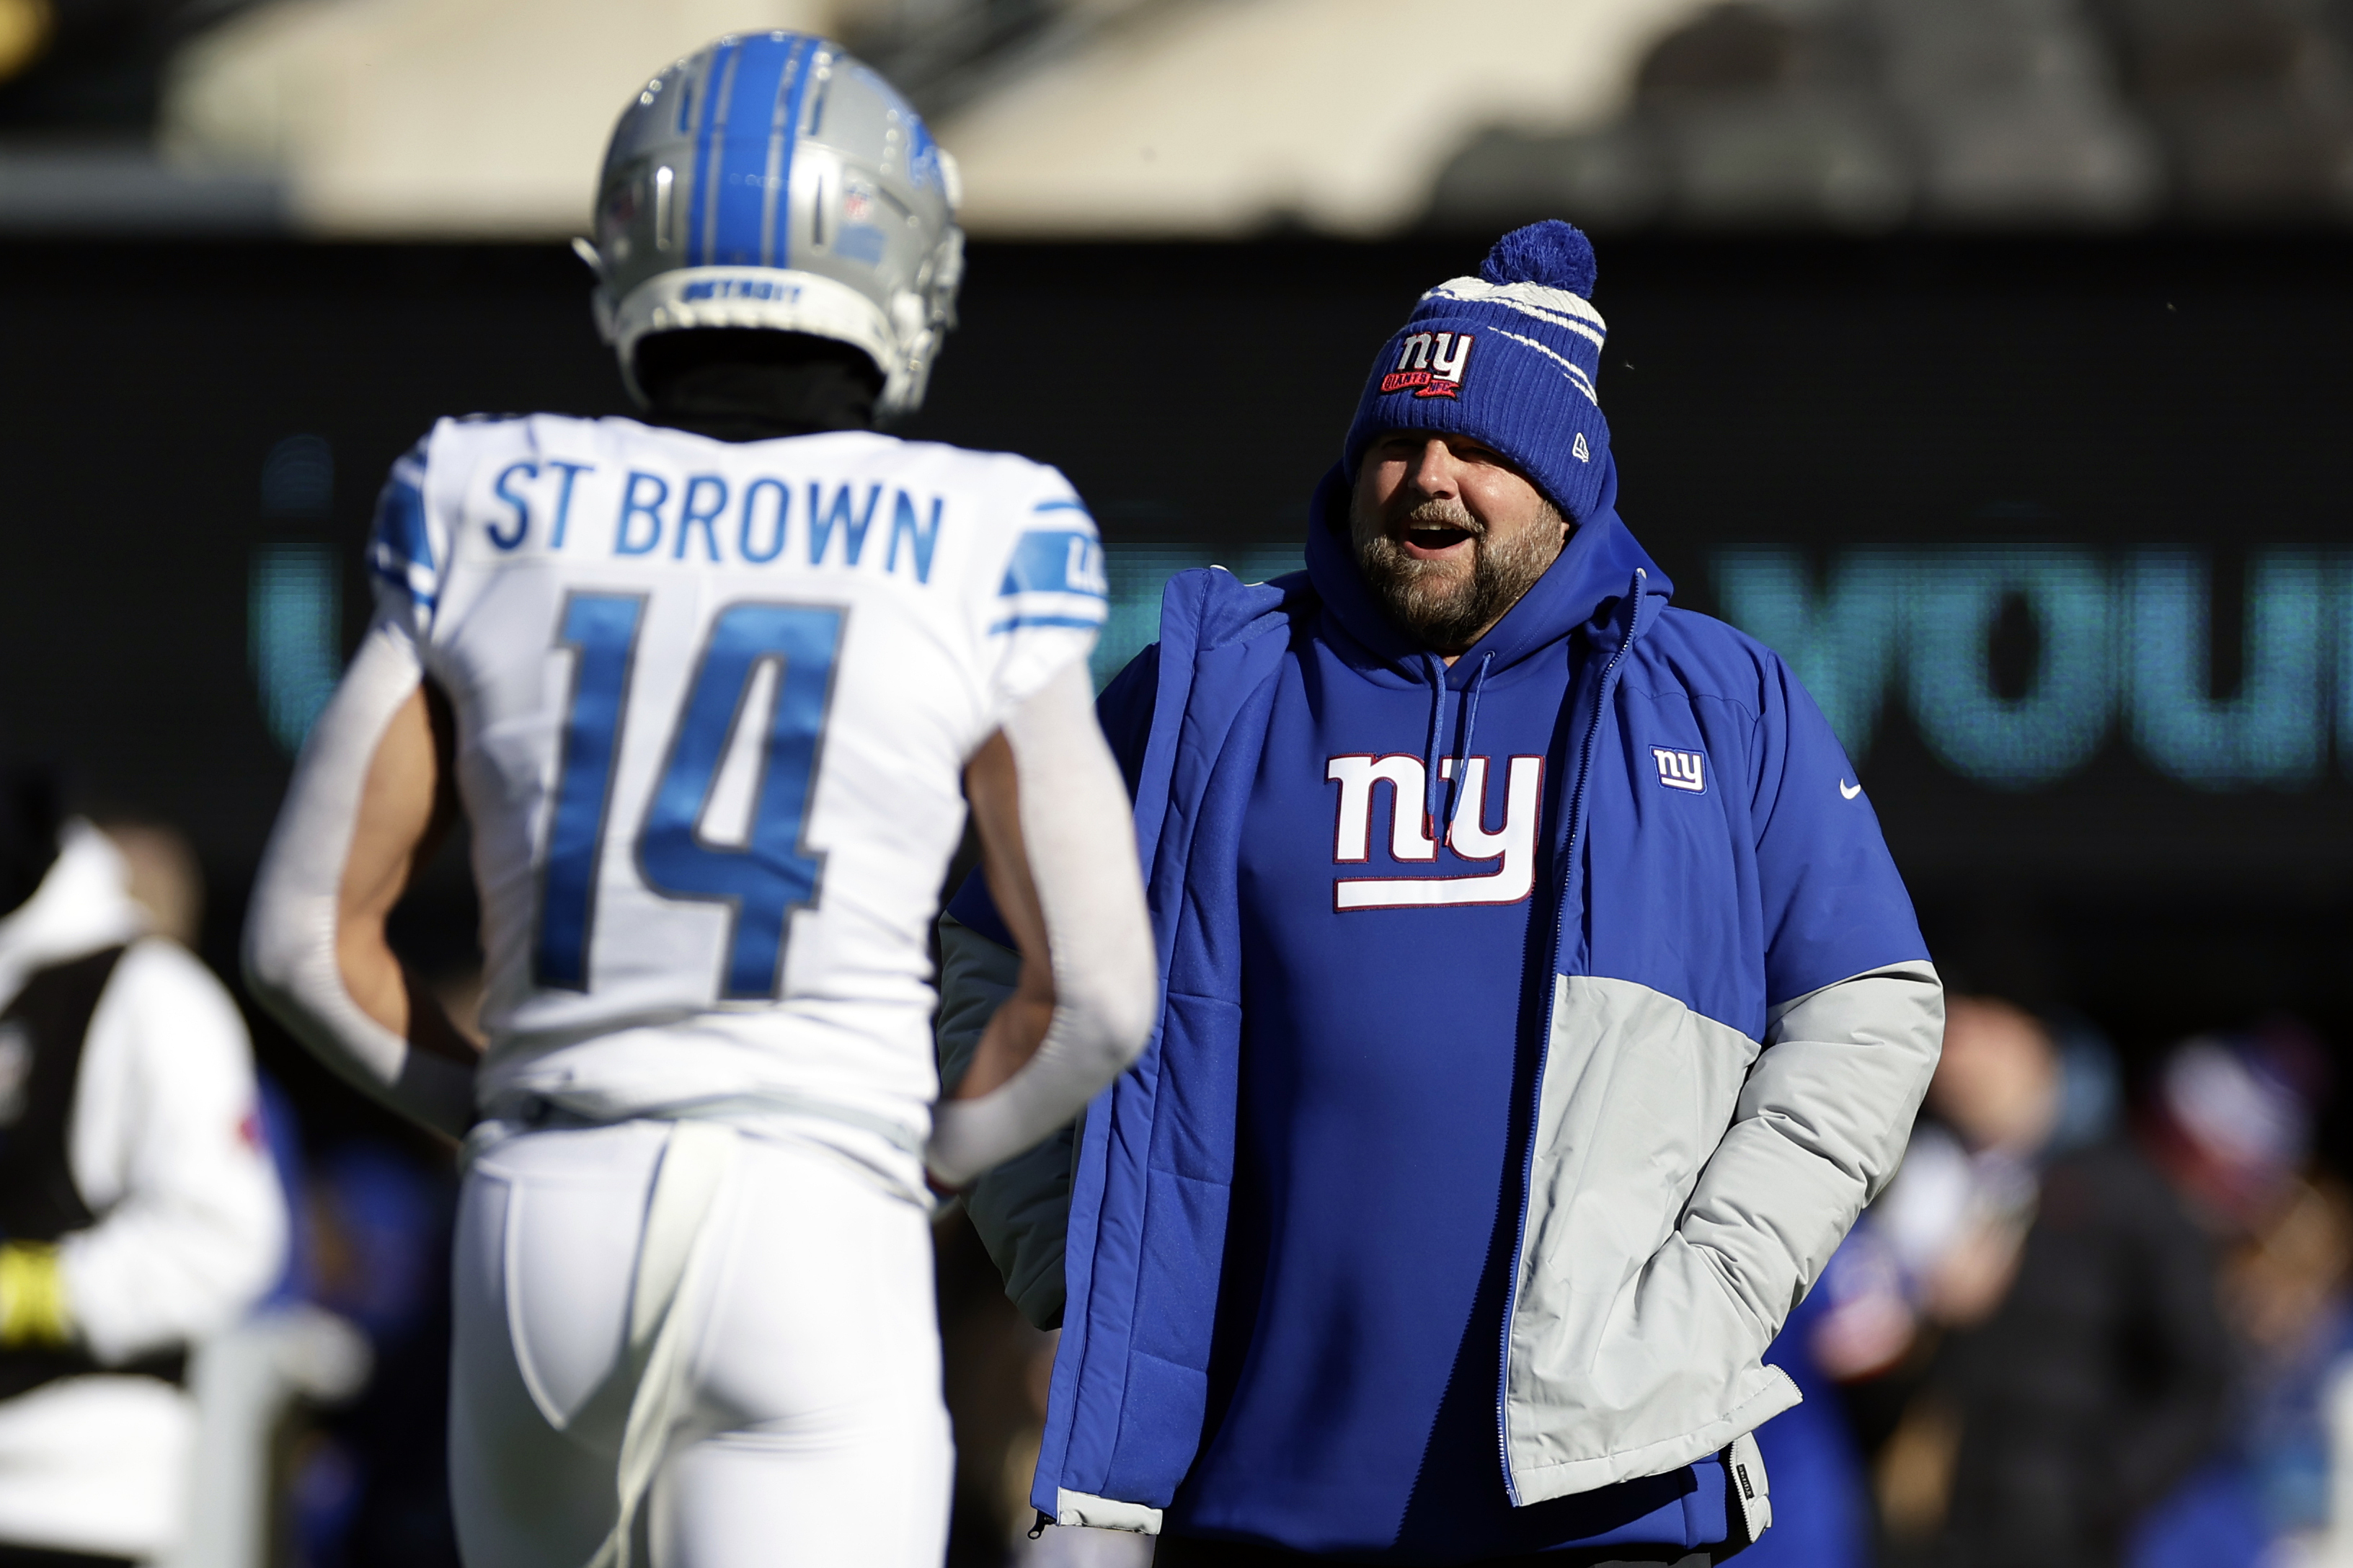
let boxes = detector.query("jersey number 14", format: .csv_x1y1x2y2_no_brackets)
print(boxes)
534,592,844,1000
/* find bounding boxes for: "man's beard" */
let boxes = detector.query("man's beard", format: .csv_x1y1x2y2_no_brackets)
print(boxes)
1351,496,1564,654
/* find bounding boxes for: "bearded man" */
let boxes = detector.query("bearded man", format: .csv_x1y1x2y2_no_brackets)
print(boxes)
937,223,1945,1567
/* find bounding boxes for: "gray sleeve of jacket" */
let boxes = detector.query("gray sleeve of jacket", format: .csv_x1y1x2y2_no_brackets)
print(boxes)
1681,960,1944,1328
937,913,1076,1330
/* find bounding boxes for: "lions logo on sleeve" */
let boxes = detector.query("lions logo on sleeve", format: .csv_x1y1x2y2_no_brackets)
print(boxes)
993,500,1109,635
980,496,1107,714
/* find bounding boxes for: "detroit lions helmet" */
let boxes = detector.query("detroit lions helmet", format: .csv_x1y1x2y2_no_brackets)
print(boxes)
580,33,964,419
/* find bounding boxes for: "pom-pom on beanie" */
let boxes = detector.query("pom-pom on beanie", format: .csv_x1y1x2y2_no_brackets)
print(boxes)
1341,221,1611,524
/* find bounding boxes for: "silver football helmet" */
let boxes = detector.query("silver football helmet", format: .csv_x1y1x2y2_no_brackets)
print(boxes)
578,33,964,420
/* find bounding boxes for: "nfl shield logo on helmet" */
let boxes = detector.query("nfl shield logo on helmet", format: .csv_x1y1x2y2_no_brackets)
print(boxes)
1380,331,1474,399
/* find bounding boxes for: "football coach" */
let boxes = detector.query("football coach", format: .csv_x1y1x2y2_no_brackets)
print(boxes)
937,222,1944,1567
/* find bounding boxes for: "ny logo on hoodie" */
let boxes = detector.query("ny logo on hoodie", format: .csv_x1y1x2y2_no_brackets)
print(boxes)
1325,753,1543,910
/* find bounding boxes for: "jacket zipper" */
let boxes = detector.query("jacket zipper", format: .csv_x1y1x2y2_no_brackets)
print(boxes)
1494,568,1649,1506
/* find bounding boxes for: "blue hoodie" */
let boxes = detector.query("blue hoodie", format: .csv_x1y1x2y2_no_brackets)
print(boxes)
1182,467,1723,1557
949,455,1933,1561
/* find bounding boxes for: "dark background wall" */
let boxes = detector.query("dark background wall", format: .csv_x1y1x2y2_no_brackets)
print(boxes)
0,233,2346,1120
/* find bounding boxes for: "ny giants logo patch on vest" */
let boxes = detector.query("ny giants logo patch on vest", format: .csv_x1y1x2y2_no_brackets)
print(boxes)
1379,330,1474,399
1653,747,1706,794
1325,752,1541,910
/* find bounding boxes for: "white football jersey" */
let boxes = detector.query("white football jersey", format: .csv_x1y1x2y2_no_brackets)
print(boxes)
367,414,1105,1157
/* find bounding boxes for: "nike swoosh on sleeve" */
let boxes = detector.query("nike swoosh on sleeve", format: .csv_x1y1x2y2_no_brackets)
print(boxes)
1839,779,1864,800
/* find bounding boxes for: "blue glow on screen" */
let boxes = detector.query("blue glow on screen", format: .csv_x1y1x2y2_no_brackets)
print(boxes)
2126,551,2326,789
1714,548,1904,767
250,544,342,756
1713,546,2348,792
1094,544,1305,686
1908,549,2112,789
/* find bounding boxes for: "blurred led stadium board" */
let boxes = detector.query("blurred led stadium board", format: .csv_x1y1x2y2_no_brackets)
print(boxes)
0,235,2345,1026
1096,543,2351,792
1713,547,2342,794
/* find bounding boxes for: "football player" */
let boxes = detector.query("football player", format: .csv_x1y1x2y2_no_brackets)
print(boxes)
244,33,1156,1568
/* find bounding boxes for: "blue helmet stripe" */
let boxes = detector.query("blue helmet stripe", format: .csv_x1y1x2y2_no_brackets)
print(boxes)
755,40,795,267
685,39,740,267
711,35,799,266
766,37,820,266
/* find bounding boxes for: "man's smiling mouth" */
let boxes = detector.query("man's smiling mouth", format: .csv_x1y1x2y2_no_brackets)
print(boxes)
1401,522,1474,552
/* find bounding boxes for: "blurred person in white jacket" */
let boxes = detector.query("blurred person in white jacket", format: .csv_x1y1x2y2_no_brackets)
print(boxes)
0,775,287,1567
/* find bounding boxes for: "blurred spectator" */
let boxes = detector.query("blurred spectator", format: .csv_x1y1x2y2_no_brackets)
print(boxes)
94,818,201,947
1737,1282,1876,1568
2142,1024,2328,1235
259,962,467,1568
1813,996,2225,1568
2130,1024,2350,1568
290,1140,458,1568
0,772,286,1566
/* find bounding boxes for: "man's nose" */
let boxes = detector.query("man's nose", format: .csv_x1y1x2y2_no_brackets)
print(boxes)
1406,438,1461,498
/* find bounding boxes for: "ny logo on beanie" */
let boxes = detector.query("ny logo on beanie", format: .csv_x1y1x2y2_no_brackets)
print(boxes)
1379,331,1474,400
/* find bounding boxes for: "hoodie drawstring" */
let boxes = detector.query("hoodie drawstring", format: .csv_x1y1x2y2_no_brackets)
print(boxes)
1420,652,1449,843
1421,649,1497,849
1450,652,1493,837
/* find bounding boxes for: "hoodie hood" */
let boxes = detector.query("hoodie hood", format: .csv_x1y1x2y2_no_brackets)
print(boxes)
1306,452,1673,688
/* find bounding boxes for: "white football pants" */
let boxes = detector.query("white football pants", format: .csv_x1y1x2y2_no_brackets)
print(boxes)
449,1120,952,1568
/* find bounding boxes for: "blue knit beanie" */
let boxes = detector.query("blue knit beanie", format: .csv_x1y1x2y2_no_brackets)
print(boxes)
1341,221,1610,523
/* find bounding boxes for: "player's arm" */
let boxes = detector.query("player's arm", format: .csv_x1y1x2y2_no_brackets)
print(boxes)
926,660,1156,1188
244,618,478,1140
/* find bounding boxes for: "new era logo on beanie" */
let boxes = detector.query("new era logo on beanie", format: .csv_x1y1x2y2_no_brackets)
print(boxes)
1342,221,1611,525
